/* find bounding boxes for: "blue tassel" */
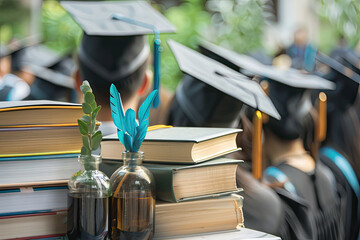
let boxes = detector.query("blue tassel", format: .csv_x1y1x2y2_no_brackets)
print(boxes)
153,38,161,108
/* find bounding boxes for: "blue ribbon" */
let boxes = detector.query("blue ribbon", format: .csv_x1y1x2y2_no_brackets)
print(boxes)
320,146,360,234
264,166,297,194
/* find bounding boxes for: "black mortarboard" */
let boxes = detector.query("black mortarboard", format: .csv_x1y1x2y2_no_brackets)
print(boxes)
2,35,41,72
17,44,75,89
198,41,336,140
167,40,281,122
200,40,335,90
316,51,360,112
26,55,76,101
330,47,360,75
61,1,176,107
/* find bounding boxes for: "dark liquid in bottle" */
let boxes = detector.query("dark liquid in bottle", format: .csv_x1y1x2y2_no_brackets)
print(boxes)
67,195,109,240
109,191,155,240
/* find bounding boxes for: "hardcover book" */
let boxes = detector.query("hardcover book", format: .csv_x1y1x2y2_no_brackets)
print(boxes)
101,127,241,163
0,185,67,217
0,126,82,157
0,210,67,239
0,153,79,186
101,158,243,202
0,100,82,127
154,194,244,237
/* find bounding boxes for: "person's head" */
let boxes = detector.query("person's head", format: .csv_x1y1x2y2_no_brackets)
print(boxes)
62,1,176,114
293,27,309,46
264,81,313,141
75,34,152,109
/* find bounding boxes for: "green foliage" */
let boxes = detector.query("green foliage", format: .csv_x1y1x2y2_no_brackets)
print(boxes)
318,0,360,50
78,81,102,157
41,0,82,53
0,0,31,44
204,0,265,53
153,0,265,90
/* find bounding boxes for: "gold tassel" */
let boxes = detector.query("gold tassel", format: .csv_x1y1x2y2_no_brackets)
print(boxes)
252,110,263,180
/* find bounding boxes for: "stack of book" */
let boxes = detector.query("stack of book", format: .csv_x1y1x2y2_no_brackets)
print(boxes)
101,126,245,238
0,100,83,239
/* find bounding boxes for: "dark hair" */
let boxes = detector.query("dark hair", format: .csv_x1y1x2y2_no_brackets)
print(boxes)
79,57,148,105
264,80,310,140
78,34,149,105
325,106,360,179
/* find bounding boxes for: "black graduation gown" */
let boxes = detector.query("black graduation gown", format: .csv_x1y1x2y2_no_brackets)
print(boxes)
236,167,287,238
320,146,360,240
263,161,341,240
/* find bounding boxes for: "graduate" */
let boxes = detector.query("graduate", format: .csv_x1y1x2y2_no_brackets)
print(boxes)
315,51,360,240
61,1,175,136
166,40,290,237
11,43,77,102
198,41,343,240
0,37,39,101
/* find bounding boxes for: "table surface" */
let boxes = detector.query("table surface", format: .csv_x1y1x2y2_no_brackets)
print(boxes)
153,228,281,240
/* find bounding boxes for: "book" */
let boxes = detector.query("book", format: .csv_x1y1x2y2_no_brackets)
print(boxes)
154,194,244,237
0,210,67,239
153,228,281,240
0,154,79,186
0,126,82,157
101,127,241,163
0,100,82,127
0,185,67,217
101,158,243,202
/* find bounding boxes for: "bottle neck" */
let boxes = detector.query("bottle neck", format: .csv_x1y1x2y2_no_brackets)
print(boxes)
79,154,101,171
122,151,144,168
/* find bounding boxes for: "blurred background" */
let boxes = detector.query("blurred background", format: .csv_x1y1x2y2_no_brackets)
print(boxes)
0,0,359,91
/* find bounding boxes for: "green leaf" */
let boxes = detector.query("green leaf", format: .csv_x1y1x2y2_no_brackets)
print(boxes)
78,119,88,135
90,101,97,111
80,81,92,94
82,135,90,149
84,92,95,104
82,103,92,114
81,146,90,156
92,106,101,121
91,131,103,150
81,115,91,124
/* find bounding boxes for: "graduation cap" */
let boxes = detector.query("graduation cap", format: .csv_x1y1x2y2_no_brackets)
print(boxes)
17,44,75,88
61,1,176,107
0,35,42,72
167,40,280,122
199,41,336,140
315,51,360,112
330,47,360,75
199,40,335,90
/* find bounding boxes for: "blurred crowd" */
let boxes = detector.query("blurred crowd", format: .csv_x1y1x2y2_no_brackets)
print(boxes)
0,1,359,240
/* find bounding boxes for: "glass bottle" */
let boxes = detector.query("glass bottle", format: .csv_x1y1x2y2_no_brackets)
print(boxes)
109,151,156,240
67,154,112,240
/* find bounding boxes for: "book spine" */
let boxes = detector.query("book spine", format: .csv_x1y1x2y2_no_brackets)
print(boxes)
144,166,177,203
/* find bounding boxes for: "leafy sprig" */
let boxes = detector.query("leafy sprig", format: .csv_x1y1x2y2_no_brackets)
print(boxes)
78,81,102,157
110,84,158,152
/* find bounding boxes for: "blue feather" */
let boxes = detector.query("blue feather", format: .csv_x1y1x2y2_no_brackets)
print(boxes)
138,90,158,124
124,133,132,151
125,109,138,138
110,87,158,152
110,84,125,131
133,120,149,152
117,129,125,146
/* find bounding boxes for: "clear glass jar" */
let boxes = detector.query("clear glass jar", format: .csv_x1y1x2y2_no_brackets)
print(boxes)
109,151,156,240
67,154,112,240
